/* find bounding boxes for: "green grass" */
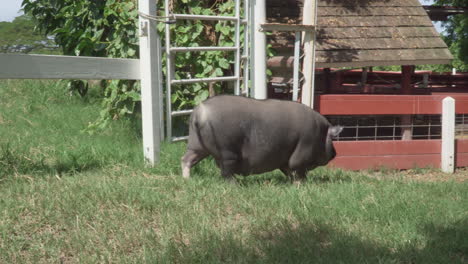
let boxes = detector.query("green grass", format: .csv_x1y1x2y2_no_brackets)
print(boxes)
0,80,467,263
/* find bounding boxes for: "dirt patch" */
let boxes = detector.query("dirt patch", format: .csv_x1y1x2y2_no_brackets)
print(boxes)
362,167,468,183
400,168,468,183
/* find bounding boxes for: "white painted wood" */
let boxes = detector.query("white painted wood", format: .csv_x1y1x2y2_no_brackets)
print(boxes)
0,53,140,80
252,0,267,99
301,0,318,108
441,96,455,173
293,31,301,102
139,0,162,165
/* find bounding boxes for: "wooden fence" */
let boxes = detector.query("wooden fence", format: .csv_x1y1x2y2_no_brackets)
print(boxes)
317,95,468,171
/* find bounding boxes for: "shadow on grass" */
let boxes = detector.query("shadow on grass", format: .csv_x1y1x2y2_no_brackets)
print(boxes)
0,144,104,179
153,220,467,263
185,161,358,186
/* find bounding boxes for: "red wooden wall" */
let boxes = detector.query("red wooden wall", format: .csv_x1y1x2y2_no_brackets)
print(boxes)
318,94,468,170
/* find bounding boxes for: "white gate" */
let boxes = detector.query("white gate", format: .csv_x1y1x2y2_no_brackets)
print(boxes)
163,0,250,142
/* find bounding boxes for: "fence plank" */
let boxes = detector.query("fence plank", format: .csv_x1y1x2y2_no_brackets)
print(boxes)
330,155,440,170
318,95,468,115
0,54,140,80
329,140,442,170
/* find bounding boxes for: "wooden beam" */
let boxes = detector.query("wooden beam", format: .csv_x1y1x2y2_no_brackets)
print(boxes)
316,59,452,68
329,140,441,170
317,0,421,7
401,65,414,140
329,139,468,170
316,49,453,67
0,53,140,80
317,95,468,115
318,16,433,28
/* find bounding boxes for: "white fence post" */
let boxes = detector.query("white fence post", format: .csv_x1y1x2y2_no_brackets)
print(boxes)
139,0,162,165
441,96,455,173
251,0,267,99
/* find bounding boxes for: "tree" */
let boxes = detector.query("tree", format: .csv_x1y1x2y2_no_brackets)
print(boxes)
0,15,57,54
432,0,468,72
21,0,240,131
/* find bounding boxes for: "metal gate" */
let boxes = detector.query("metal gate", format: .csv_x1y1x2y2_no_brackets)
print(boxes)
163,0,250,142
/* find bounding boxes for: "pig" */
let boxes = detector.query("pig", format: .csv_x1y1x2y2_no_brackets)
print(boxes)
181,95,342,181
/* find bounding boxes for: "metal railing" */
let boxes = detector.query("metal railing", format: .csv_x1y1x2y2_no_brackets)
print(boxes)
164,0,248,142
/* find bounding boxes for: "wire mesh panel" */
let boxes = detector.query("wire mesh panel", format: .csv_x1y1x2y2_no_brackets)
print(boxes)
456,114,468,139
324,114,468,141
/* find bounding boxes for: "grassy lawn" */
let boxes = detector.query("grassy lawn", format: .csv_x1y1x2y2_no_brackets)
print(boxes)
0,80,467,263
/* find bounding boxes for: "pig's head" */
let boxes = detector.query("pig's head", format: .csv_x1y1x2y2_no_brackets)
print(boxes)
317,126,343,166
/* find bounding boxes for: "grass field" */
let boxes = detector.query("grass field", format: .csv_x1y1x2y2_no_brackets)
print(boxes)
0,80,467,263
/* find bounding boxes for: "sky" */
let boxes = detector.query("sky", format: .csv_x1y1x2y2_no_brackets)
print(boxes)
0,0,24,22
0,0,444,32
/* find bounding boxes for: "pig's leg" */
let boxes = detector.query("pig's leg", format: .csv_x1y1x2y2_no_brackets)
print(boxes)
219,151,241,181
181,149,208,178
281,168,307,183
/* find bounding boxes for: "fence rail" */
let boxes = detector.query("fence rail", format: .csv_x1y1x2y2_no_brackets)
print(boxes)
0,53,140,80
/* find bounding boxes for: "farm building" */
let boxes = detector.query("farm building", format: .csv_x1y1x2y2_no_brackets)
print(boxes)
265,0,468,170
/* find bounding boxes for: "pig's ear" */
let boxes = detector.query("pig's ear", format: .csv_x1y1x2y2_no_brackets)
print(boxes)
328,126,343,138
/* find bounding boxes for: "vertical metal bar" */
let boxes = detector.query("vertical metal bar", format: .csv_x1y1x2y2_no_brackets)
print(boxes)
243,0,250,97
249,0,255,98
428,116,432,139
374,117,377,140
234,0,241,95
165,0,173,141
356,119,359,141
292,31,300,102
157,32,165,142
464,114,466,136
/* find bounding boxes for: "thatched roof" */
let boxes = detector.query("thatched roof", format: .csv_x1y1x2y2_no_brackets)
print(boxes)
267,0,453,68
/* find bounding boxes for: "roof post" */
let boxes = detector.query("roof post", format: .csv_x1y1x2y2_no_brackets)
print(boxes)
301,0,318,108
401,65,414,141
251,0,267,99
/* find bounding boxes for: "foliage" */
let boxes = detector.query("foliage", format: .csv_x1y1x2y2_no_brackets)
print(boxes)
0,15,57,54
21,0,140,129
158,0,241,108
21,0,245,131
417,0,468,72
433,0,468,72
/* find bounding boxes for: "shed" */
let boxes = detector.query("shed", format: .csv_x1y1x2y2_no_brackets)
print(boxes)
267,0,453,69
